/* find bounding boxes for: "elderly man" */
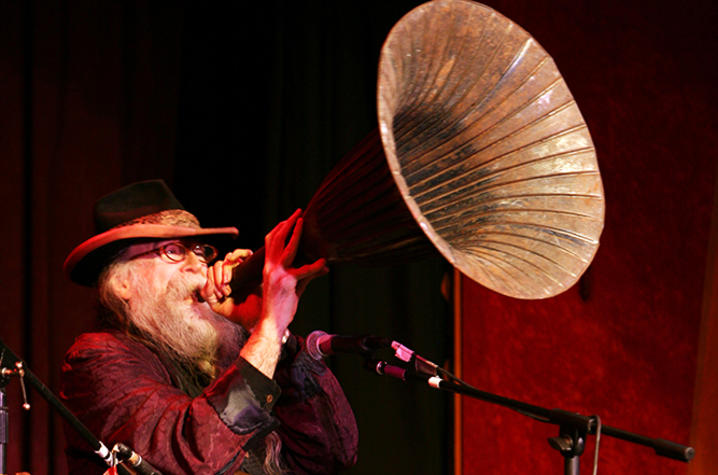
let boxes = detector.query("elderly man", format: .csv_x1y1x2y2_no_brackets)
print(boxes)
60,180,358,474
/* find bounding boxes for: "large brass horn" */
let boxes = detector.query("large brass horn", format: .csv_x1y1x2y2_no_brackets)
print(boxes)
233,0,605,300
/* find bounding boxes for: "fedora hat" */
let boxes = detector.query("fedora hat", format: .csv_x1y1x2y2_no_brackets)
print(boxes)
64,179,239,286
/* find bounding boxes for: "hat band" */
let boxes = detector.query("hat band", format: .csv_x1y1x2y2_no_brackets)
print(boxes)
115,209,200,229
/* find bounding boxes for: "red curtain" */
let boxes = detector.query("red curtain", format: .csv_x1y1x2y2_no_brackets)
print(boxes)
1,1,450,474
1,2,184,472
2,0,717,474
458,0,718,473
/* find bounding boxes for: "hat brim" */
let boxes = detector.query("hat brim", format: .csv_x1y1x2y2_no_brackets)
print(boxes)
64,223,239,286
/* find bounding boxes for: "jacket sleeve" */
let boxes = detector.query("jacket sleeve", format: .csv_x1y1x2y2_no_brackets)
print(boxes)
61,332,277,474
271,335,359,474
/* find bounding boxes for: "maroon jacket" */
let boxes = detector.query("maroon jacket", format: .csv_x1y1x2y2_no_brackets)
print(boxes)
60,330,358,474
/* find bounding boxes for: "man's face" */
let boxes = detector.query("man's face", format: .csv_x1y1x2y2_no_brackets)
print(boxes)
122,239,210,313
123,240,265,332
113,239,233,365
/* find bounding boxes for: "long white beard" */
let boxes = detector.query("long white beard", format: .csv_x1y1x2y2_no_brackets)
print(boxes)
125,266,236,373
116,262,284,473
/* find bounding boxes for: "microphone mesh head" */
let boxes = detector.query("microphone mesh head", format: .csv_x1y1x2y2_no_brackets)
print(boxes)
306,330,328,361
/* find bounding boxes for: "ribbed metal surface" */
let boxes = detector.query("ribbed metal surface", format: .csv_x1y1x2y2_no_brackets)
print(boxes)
377,0,605,299
303,130,431,264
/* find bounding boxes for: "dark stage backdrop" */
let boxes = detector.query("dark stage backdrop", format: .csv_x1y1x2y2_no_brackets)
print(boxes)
1,1,717,475
2,1,450,474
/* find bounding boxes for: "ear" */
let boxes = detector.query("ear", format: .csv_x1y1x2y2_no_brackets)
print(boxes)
113,274,133,301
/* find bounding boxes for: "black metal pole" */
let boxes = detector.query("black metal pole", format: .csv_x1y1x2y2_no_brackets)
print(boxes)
0,386,7,475
372,359,694,473
431,377,693,463
565,456,579,475
0,338,162,475
0,338,114,470
548,421,586,475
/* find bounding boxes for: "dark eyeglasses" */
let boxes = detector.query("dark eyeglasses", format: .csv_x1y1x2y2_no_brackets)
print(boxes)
127,241,218,264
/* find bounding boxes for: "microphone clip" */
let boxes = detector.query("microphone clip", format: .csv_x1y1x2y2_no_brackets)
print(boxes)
391,341,440,377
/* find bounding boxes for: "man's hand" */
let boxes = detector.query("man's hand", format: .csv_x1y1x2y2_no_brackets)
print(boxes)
244,209,328,377
257,209,328,339
201,248,264,329
203,209,327,378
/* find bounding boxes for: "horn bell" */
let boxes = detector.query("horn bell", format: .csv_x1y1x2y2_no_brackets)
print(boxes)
375,0,605,299
236,0,605,301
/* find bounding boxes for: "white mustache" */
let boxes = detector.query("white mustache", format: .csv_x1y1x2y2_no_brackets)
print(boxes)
166,273,207,303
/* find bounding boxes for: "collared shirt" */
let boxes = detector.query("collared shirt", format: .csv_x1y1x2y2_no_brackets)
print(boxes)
60,329,358,474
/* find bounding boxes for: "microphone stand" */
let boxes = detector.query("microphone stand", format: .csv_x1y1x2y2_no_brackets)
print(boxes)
1,377,9,474
368,343,694,475
1,345,31,475
0,337,161,475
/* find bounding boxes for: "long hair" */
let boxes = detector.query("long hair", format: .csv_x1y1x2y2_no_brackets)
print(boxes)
97,254,286,474
98,256,221,389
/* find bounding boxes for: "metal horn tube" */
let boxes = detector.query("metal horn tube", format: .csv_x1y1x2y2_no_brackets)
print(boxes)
231,0,605,300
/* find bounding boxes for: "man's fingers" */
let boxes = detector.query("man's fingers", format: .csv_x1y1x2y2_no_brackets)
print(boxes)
266,209,301,258
221,261,234,296
200,266,222,304
282,217,303,267
294,260,329,296
292,258,328,280
274,209,301,244
210,262,227,300
213,248,252,297
226,248,253,262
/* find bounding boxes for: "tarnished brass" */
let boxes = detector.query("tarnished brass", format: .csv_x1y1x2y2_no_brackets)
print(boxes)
235,0,605,300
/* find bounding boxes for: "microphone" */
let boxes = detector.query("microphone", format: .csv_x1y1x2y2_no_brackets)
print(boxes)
306,331,392,360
